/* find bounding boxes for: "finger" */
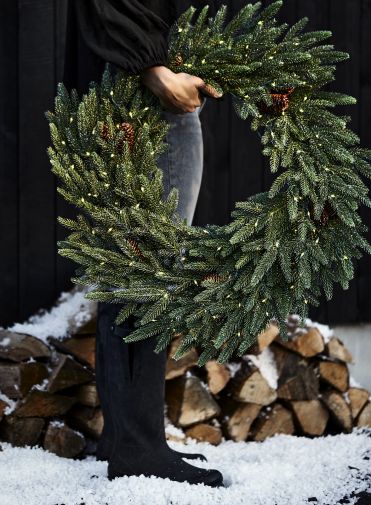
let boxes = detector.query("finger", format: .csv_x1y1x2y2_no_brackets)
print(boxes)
199,82,223,99
190,76,205,89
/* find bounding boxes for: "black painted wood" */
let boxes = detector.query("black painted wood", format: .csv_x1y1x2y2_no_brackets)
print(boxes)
1,0,370,326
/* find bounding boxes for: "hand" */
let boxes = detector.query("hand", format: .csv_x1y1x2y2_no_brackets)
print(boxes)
140,65,222,114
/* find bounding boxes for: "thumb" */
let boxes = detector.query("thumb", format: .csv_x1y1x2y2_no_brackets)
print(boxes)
198,81,223,99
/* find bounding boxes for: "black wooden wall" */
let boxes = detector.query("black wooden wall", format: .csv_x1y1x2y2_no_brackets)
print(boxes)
1,0,370,327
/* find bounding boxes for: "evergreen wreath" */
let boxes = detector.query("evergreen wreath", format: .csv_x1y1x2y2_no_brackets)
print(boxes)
47,1,371,365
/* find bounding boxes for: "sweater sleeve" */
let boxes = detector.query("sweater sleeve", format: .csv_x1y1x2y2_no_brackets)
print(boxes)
75,0,170,74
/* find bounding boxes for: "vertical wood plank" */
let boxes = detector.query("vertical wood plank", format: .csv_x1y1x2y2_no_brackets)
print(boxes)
325,0,361,324
54,0,75,297
18,0,57,319
0,1,19,326
357,0,371,322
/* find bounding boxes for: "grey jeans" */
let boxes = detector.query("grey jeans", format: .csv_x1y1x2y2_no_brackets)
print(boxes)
157,98,206,226
107,98,205,293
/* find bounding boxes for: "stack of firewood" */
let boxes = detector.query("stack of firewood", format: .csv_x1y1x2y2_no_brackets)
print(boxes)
1,315,370,458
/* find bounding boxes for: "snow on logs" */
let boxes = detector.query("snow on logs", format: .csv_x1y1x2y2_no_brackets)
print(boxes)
0,315,370,458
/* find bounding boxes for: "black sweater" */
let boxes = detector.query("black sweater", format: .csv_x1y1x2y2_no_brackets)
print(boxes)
74,0,177,74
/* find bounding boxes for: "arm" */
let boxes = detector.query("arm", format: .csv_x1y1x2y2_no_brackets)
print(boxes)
75,0,221,113
75,0,169,74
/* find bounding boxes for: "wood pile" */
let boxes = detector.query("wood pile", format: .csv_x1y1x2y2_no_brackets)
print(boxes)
0,314,370,458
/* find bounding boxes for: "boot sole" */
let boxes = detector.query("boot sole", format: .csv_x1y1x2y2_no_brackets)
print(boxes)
108,471,224,488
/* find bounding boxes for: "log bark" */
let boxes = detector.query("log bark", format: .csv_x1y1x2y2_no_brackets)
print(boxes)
326,337,353,363
253,404,295,441
318,361,349,392
14,390,76,417
321,390,352,432
44,422,86,458
272,345,319,400
231,362,277,406
277,366,319,401
357,402,371,428
291,400,329,436
165,375,220,428
50,336,96,369
0,416,45,446
68,405,104,439
347,388,369,419
165,337,198,380
278,327,325,357
47,354,93,393
0,362,48,399
205,360,230,395
0,330,50,362
224,402,261,442
185,423,222,445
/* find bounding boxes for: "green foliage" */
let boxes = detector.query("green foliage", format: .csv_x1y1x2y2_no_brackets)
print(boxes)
47,1,371,365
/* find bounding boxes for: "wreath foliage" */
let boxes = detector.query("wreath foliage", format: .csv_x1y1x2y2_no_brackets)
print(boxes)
47,1,371,365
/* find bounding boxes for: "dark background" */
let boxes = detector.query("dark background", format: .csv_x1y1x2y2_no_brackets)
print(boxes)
1,0,370,327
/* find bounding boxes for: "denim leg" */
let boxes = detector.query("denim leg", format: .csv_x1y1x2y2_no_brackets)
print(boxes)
157,101,205,225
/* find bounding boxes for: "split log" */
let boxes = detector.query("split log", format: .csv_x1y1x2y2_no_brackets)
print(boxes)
272,345,319,400
165,337,198,380
278,327,325,357
50,336,95,369
47,355,93,393
0,330,50,362
291,400,329,436
165,375,220,428
0,362,48,399
205,361,230,395
14,390,76,417
224,403,261,442
44,422,86,458
277,366,319,401
347,388,369,419
231,362,277,406
257,323,280,351
253,404,295,441
68,405,104,439
73,383,100,408
326,337,353,363
318,361,349,392
357,402,371,428
0,416,45,446
321,390,352,432
185,423,222,445
74,317,97,336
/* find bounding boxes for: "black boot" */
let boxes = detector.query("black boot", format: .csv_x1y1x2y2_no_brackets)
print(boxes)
96,302,207,463
98,302,223,487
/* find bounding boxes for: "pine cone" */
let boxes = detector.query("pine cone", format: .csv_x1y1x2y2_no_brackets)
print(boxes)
202,273,224,283
127,238,144,259
101,123,110,141
309,201,337,226
259,87,294,115
173,54,184,66
117,122,135,152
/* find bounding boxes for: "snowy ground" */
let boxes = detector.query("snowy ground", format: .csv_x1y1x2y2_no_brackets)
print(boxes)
1,430,371,505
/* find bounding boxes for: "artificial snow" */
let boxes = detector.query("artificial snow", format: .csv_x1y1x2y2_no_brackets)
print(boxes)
7,289,96,344
0,392,16,415
0,430,370,505
246,347,278,389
